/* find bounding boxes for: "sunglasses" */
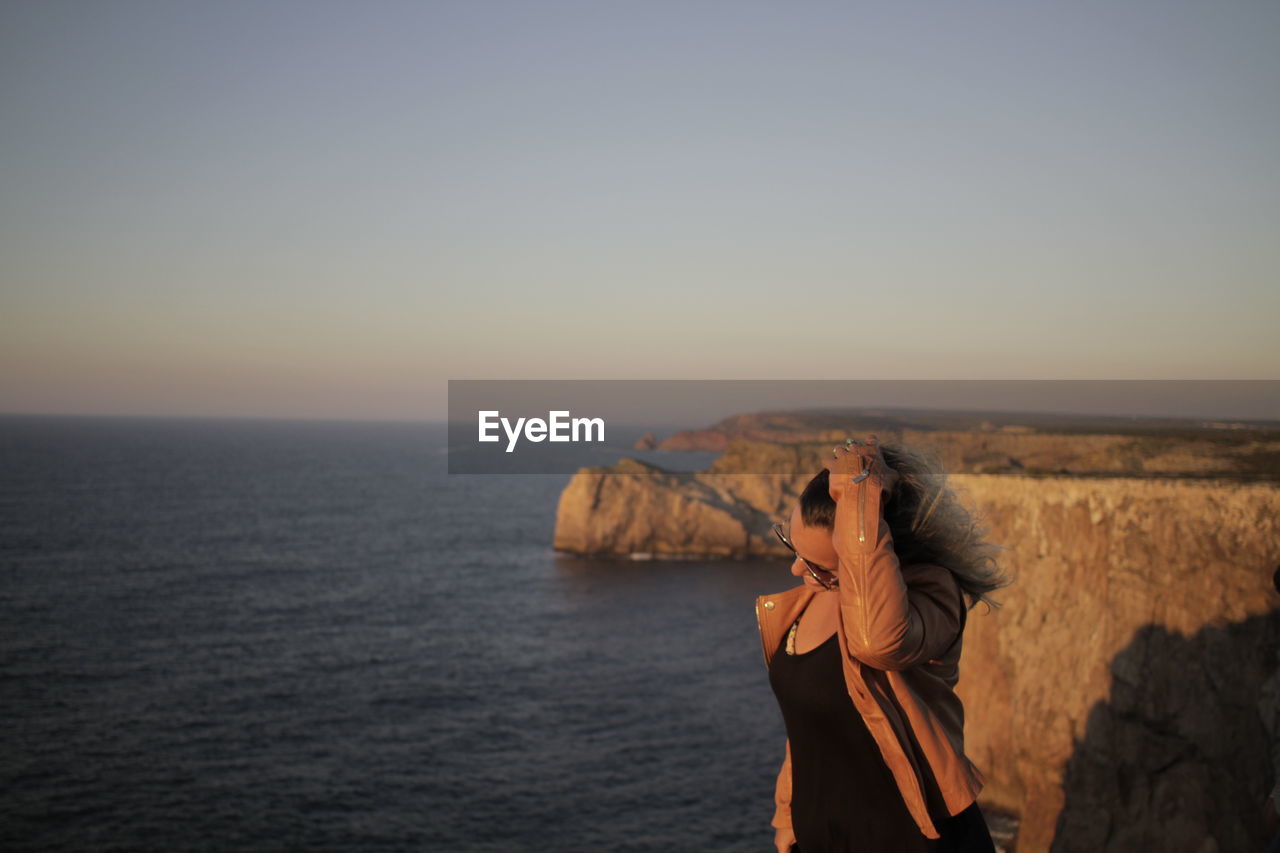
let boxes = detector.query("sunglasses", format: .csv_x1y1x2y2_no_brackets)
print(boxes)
771,521,838,590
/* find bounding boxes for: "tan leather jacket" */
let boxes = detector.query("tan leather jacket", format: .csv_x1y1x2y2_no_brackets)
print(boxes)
755,473,986,840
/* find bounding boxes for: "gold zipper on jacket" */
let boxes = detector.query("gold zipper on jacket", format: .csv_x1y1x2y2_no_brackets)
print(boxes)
857,475,866,543
857,477,870,649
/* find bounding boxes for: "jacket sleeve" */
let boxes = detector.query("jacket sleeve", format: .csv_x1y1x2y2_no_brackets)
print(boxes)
833,475,965,672
771,738,793,830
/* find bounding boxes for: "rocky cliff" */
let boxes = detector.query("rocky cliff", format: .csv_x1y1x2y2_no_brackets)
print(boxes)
552,444,816,558
552,448,1280,851
659,423,1280,479
953,475,1280,852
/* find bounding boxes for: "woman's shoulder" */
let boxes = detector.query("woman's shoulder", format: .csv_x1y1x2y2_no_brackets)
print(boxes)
899,559,957,581
899,561,966,604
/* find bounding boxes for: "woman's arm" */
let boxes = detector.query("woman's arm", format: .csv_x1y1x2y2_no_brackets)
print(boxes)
771,738,792,830
771,739,795,851
827,442,965,671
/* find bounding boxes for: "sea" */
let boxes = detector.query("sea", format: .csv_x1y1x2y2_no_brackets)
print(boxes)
0,417,791,852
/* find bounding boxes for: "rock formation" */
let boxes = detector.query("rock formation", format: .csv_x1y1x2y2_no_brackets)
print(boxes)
953,475,1280,852
661,423,1280,479
552,445,817,558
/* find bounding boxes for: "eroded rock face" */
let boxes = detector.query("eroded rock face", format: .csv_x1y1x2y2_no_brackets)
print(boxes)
954,476,1280,853
552,455,805,558
660,423,1280,479
552,452,1280,851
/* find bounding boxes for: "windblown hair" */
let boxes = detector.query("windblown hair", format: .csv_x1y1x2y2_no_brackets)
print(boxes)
799,444,1010,610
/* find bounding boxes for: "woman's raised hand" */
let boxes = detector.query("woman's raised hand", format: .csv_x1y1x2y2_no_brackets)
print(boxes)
824,435,899,502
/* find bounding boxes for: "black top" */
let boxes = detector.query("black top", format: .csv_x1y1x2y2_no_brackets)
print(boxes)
769,624,938,853
768,621,999,852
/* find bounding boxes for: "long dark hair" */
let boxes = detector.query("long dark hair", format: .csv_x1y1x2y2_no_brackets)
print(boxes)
799,444,1009,610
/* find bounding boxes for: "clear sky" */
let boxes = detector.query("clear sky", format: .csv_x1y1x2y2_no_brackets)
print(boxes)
2,0,1277,420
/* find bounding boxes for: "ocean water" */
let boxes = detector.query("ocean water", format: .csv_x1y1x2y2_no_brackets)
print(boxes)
0,417,790,852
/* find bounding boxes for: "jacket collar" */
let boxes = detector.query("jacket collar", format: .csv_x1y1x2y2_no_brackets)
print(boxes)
757,584,820,668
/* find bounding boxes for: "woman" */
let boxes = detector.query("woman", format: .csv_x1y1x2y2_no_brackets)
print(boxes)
757,435,1007,852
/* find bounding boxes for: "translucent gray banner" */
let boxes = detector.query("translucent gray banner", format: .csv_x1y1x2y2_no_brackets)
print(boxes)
446,379,1280,475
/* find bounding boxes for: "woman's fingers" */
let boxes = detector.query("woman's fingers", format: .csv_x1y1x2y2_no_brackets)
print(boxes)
826,440,888,501
828,436,898,493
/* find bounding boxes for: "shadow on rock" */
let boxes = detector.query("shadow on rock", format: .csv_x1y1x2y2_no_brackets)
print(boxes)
1051,612,1279,852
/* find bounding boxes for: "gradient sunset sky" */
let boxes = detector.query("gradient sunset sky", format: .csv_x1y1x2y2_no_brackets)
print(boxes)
2,1,1277,420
